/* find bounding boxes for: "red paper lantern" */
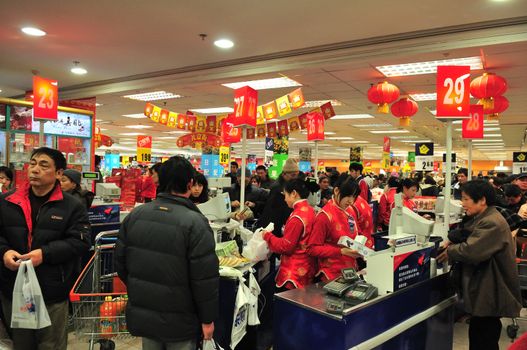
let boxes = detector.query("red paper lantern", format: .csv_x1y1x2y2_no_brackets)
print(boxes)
470,73,507,110
367,82,400,113
390,98,418,126
482,95,509,120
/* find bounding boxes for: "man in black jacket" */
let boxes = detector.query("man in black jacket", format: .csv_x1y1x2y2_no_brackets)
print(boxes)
227,167,269,219
116,156,219,350
0,147,91,350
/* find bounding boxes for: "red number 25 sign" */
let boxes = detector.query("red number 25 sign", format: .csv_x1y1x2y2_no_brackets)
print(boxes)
33,76,58,121
462,105,484,139
436,66,470,118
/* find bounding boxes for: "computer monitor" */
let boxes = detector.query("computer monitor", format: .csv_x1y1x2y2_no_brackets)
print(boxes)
434,197,464,216
389,193,434,243
95,183,121,200
197,192,231,221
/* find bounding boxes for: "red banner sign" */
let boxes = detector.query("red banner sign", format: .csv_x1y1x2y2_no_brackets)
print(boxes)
436,65,471,118
137,135,152,149
221,115,241,143
33,76,58,121
320,102,336,120
307,112,325,141
233,86,258,127
462,105,484,139
176,133,223,148
383,136,391,153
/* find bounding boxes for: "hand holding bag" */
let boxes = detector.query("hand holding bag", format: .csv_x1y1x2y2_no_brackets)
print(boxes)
11,260,51,329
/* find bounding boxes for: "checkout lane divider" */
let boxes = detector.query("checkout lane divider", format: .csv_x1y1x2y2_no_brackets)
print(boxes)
349,295,457,350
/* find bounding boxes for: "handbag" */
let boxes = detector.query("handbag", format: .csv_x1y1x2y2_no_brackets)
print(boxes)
11,260,51,329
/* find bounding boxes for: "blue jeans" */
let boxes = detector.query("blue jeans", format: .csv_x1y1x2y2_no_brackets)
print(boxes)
142,337,196,350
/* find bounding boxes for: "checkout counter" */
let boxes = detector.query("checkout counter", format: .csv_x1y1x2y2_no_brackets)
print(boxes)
274,194,459,350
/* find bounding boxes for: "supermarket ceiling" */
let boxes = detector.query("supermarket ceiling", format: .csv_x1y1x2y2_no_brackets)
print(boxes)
1,0,527,160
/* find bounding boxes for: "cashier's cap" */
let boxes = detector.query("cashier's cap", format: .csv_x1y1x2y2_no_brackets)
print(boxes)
63,169,81,186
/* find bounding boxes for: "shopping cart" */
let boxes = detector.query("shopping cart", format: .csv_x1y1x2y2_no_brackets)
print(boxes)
70,230,132,350
507,259,527,341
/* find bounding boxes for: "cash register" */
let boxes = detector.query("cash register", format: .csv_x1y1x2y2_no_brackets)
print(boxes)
324,268,378,314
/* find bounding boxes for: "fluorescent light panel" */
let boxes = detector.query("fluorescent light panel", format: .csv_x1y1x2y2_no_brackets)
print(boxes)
376,56,483,77
331,114,374,120
190,107,234,114
409,93,437,101
326,137,354,140
122,113,147,119
301,100,342,108
119,132,144,136
125,125,152,129
222,77,302,90
390,135,420,139
123,91,182,101
368,130,410,134
341,141,369,144
401,140,432,143
352,123,392,128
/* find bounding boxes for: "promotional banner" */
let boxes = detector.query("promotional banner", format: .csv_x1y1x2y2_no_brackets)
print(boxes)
33,76,58,121
201,154,223,178
299,161,311,173
233,86,258,127
264,138,274,168
219,146,230,165
268,154,289,180
274,135,289,155
415,142,434,171
221,116,242,144
383,136,391,153
320,101,336,120
513,152,527,174
462,105,484,139
276,95,292,117
287,116,301,132
159,109,169,125
137,136,152,163
349,147,363,162
436,65,471,118
277,120,289,136
176,132,223,148
407,152,416,163
307,112,325,141
288,88,305,109
393,247,432,291
381,152,391,169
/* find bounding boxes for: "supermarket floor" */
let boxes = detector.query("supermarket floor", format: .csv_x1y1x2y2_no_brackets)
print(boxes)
0,315,524,349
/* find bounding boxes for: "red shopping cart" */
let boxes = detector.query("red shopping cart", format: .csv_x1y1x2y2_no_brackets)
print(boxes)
69,230,132,350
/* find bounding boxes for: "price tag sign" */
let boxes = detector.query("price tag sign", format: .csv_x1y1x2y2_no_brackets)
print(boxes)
415,156,434,171
462,105,484,139
436,66,470,118
233,86,258,127
307,112,325,141
33,76,58,121
137,136,152,163
513,152,527,174
219,146,230,165
513,164,527,174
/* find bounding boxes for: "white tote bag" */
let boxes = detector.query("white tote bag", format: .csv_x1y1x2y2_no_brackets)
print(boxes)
230,278,249,349
11,260,51,329
247,273,261,326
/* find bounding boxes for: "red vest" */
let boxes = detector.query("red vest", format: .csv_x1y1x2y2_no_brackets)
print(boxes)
276,200,316,289
347,195,374,249
315,199,358,281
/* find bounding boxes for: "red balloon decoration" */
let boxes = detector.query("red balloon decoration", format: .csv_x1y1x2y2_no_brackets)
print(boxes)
391,98,418,126
367,82,400,113
470,73,508,110
482,95,509,120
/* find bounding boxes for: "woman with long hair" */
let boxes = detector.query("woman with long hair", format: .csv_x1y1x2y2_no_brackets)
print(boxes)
190,173,209,204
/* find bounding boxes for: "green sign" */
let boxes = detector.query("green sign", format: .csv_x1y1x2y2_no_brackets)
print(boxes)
408,152,415,162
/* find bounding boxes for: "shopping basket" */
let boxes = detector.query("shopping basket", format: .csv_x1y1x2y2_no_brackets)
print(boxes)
69,230,132,350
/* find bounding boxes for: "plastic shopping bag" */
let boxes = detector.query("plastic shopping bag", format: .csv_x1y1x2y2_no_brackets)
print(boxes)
202,338,224,350
230,278,249,349
242,223,273,262
11,260,51,329
247,273,261,326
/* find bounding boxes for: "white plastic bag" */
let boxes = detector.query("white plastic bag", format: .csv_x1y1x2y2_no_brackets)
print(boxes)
202,338,224,350
230,278,249,349
242,223,273,262
247,273,261,326
11,260,51,329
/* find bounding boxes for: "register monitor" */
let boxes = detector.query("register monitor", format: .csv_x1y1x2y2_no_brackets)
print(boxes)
388,193,434,243
95,183,121,201
197,192,231,221
434,197,464,216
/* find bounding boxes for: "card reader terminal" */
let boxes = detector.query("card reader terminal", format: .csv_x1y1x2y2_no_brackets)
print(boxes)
323,268,360,296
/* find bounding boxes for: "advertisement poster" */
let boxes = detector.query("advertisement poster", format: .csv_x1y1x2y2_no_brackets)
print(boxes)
87,204,120,224
0,104,6,129
299,147,312,162
349,147,363,162
393,247,432,291
273,135,289,155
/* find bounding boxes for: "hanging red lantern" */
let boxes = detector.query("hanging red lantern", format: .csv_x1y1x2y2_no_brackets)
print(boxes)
470,73,508,110
482,95,509,120
367,82,400,113
390,98,418,126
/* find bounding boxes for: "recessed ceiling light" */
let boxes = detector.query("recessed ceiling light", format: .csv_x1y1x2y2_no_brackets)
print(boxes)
119,132,144,136
222,77,302,90
351,123,392,128
301,100,342,108
95,103,103,107
400,140,432,143
157,136,179,140
331,114,373,120
341,141,369,144
214,39,234,49
409,93,437,101
326,137,354,140
483,134,502,137
368,130,410,134
390,135,420,139
123,91,182,101
190,107,234,114
125,125,153,129
324,132,336,135
21,27,46,36
71,67,88,75
122,113,147,119
163,130,188,134
376,56,483,77
96,119,103,122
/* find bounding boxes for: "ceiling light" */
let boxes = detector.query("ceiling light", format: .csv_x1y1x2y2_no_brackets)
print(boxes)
122,113,147,119
455,127,500,132
125,125,153,129
95,103,103,107
324,132,336,135
21,27,46,36
123,91,182,101
163,130,188,134
326,137,354,140
409,93,437,101
222,77,301,90
157,136,179,140
119,132,144,136
368,130,410,134
214,39,234,49
376,56,482,77
190,107,234,114
301,100,342,108
341,141,369,144
390,135,420,139
119,141,136,145
96,119,103,122
331,114,374,120
401,140,432,143
452,120,499,125
352,123,392,128
99,128,108,131
71,67,87,75
483,134,502,137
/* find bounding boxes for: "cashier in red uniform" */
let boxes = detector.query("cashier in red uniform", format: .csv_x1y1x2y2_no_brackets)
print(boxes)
348,193,374,249
308,175,362,282
141,163,161,203
263,178,319,291
393,178,419,211
377,176,400,231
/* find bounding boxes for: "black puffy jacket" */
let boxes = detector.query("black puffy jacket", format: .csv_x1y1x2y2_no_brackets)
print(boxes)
0,183,91,303
115,193,219,342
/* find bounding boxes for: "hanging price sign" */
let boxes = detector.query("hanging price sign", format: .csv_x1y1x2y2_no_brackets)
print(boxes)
137,136,152,163
462,105,484,139
306,112,324,141
33,76,58,121
436,66,470,118
513,152,527,174
415,156,434,171
233,86,258,127
219,146,230,165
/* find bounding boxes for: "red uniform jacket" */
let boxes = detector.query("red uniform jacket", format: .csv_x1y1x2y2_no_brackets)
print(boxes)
378,187,397,228
390,195,416,212
264,200,316,289
308,199,358,281
358,178,370,202
347,195,374,249
141,175,156,200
